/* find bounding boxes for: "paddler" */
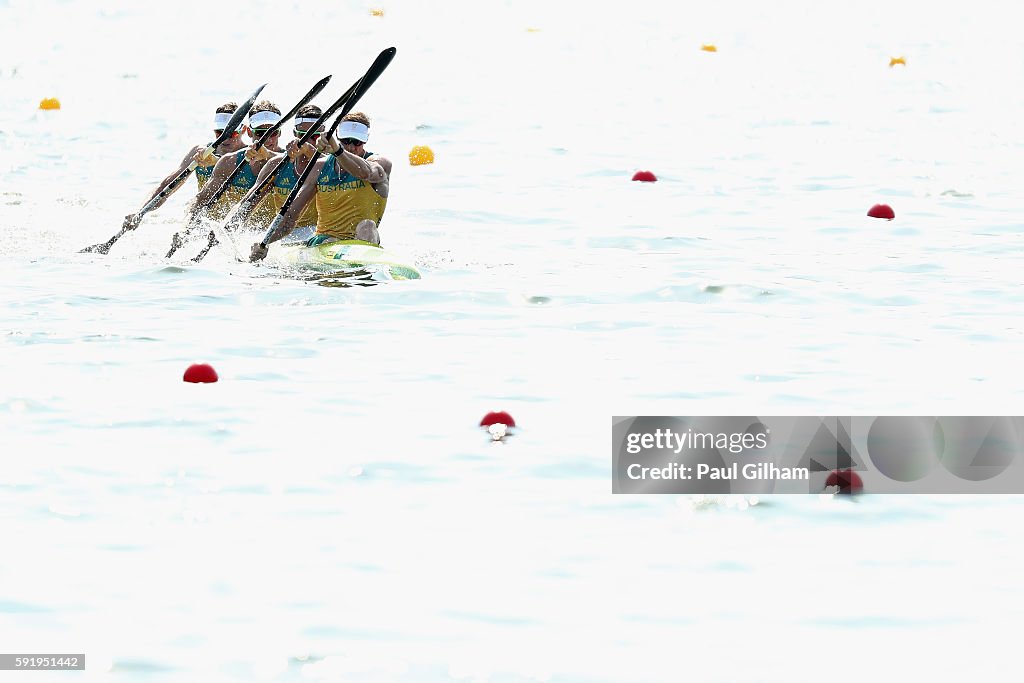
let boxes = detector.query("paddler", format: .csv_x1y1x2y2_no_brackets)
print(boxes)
186,100,284,227
122,102,245,229
248,111,391,261
233,104,324,243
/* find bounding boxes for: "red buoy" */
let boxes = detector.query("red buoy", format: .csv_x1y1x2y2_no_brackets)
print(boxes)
632,170,657,182
183,363,218,383
825,469,863,494
867,203,895,220
480,410,516,428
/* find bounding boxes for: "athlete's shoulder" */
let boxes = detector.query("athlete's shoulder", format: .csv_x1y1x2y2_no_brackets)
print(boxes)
265,152,288,170
214,150,242,169
369,154,392,176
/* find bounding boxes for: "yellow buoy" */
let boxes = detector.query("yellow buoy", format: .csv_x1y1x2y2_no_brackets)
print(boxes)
370,8,384,16
526,27,541,32
409,145,435,166
701,44,717,52
39,97,61,110
889,56,906,67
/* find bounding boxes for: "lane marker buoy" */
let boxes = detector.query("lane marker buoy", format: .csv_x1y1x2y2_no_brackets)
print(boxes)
867,203,895,220
825,469,863,494
409,145,434,166
480,410,516,428
480,410,515,441
183,363,218,383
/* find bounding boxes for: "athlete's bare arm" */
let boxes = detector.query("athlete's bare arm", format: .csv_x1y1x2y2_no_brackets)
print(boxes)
277,158,323,237
144,145,204,205
186,152,240,222
245,155,286,204
223,155,285,230
249,157,324,261
121,145,205,230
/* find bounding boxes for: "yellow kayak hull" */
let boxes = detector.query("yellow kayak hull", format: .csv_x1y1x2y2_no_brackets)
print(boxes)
273,240,421,280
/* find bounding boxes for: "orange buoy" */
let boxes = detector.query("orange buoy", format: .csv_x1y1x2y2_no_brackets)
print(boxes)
701,44,717,52
39,97,61,110
889,56,906,67
409,145,434,166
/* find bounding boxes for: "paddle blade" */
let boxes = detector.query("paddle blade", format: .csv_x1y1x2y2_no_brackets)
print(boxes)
295,49,396,148
328,47,397,136
305,74,333,104
255,74,332,149
79,214,138,254
350,48,396,108
165,232,185,259
192,232,218,263
79,241,110,254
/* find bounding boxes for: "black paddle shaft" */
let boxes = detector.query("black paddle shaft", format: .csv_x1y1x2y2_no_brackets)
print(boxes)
141,83,267,215
259,48,397,248
79,83,266,254
226,58,384,229
190,75,332,219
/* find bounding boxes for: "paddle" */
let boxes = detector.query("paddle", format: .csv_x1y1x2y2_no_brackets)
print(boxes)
194,47,396,264
79,83,267,255
188,80,363,264
254,47,397,257
167,74,333,258
214,74,368,237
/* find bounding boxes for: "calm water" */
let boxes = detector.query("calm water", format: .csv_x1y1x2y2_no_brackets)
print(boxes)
3,0,1024,680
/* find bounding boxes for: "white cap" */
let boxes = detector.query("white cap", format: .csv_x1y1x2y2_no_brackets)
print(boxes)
337,120,369,142
213,112,239,130
248,110,281,128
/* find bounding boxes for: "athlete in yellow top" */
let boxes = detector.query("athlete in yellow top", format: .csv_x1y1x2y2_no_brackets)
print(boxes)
249,112,391,261
122,102,245,229
234,104,324,243
187,100,284,227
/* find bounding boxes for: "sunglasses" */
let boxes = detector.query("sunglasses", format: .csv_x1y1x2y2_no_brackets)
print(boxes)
294,128,322,140
340,137,363,146
252,127,277,138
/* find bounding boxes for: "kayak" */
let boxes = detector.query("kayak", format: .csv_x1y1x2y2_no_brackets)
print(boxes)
273,239,421,280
